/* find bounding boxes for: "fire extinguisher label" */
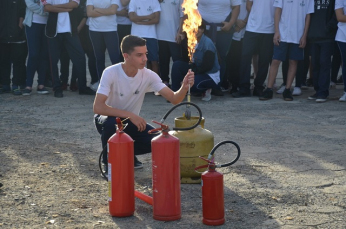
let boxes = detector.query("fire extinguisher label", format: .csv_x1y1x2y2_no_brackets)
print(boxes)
108,163,112,201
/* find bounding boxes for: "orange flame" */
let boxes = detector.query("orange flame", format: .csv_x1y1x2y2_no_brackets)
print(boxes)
182,0,202,62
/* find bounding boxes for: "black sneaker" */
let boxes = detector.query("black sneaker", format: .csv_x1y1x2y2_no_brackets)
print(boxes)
22,88,32,96
252,87,263,97
308,93,317,100
79,87,96,95
37,87,49,94
282,88,293,101
134,156,143,169
211,88,224,96
54,89,64,98
231,90,251,98
259,88,273,100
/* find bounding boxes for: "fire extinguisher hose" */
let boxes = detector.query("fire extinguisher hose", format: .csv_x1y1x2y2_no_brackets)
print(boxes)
160,102,203,131
208,141,241,168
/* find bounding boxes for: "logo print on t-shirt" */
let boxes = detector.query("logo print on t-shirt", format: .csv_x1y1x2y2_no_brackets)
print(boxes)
147,6,153,12
300,0,305,6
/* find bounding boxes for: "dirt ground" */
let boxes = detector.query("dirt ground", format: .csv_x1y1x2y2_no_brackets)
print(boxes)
1,74,346,228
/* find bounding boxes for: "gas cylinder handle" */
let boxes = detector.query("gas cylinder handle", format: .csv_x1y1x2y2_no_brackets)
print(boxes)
115,117,129,131
160,102,202,131
208,141,241,168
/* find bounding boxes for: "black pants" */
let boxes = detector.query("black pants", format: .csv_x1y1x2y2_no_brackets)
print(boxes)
0,42,27,87
94,115,157,164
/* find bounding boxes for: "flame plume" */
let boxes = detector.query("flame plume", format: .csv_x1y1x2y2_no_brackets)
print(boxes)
182,0,202,62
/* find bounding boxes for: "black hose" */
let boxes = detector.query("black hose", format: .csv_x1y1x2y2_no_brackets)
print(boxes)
161,102,202,131
209,140,241,167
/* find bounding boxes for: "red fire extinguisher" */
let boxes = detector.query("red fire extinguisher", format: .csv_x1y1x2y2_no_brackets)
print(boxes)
108,117,135,217
148,120,181,221
195,141,241,226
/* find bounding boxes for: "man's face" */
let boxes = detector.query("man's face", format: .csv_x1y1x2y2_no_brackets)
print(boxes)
125,46,148,69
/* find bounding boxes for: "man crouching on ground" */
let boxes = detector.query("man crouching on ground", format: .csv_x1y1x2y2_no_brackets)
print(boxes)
93,35,194,172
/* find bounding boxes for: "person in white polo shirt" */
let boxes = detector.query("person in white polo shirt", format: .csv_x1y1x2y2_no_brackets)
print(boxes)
129,0,161,75
260,0,314,101
335,0,346,101
44,0,96,98
231,0,275,98
87,0,120,91
198,0,241,95
156,0,184,88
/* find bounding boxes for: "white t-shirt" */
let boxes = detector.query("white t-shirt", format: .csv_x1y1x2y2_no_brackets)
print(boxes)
335,0,346,42
246,0,275,34
156,0,183,42
87,0,119,32
129,0,161,39
45,0,75,33
97,63,166,115
32,1,48,24
233,0,247,41
274,0,314,44
198,0,242,23
117,3,131,25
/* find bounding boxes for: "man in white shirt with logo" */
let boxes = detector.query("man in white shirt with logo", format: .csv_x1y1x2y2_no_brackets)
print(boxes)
93,35,194,170
260,0,314,101
129,0,161,75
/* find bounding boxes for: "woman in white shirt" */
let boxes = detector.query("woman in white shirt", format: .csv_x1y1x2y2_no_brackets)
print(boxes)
335,0,346,101
22,0,49,95
87,0,120,87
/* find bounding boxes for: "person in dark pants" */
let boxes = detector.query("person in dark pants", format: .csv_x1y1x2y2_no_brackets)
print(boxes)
93,35,194,171
0,0,27,95
232,0,275,98
44,0,95,98
307,0,337,102
116,0,131,62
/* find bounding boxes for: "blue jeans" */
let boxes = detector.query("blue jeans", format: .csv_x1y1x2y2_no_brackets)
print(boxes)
25,23,49,87
171,61,217,92
311,41,333,97
47,33,86,91
89,30,120,80
158,40,183,83
94,115,156,164
239,31,274,92
337,41,346,92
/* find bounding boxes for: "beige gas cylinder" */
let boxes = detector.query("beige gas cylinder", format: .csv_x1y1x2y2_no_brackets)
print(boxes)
169,116,214,183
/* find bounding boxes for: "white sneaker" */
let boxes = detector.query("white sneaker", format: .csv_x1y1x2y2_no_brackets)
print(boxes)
292,87,302,96
276,85,286,94
90,81,99,91
202,89,212,101
339,92,346,102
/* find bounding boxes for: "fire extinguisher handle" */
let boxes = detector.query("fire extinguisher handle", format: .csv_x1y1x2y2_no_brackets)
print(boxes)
208,140,241,168
160,102,203,131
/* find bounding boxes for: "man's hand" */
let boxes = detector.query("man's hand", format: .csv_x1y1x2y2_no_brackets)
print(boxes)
129,114,147,132
181,69,195,91
299,36,307,48
273,32,280,46
221,21,232,32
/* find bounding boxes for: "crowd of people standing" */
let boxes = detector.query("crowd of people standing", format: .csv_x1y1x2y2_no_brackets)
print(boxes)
1,0,346,102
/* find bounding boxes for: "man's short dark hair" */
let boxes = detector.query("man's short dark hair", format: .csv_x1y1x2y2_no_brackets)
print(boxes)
121,35,146,54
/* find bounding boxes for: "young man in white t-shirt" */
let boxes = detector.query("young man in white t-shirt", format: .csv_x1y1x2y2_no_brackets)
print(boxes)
260,0,314,101
232,0,275,98
128,0,161,75
44,0,96,98
93,35,194,169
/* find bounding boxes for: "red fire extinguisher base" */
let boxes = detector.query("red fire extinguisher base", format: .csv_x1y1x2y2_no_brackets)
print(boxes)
154,214,181,221
203,217,225,226
109,212,134,218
